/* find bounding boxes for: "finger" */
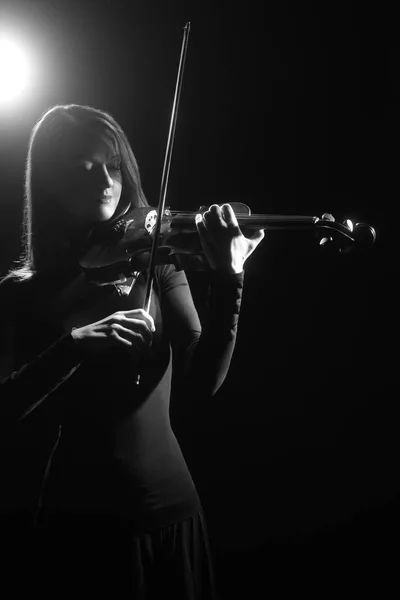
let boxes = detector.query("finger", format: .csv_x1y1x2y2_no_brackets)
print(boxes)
220,203,236,222
195,212,204,227
220,204,241,232
126,318,154,346
112,329,133,349
247,230,265,255
195,216,217,253
249,229,265,242
114,323,152,348
195,214,213,242
195,213,207,235
247,229,265,248
122,309,155,332
202,205,225,229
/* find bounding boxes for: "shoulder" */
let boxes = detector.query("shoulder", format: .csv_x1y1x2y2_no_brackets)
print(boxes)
0,274,20,304
0,273,34,312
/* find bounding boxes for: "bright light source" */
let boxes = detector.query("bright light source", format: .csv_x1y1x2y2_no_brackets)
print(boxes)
0,34,31,106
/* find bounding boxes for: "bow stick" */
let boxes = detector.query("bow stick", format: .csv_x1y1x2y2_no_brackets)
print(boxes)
136,21,191,384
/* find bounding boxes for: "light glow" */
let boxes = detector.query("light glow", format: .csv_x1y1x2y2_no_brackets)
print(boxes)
0,34,32,106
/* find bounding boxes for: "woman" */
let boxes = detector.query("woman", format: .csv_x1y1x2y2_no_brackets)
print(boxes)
0,104,264,598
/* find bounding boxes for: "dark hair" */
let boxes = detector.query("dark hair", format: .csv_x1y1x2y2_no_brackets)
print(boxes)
6,104,148,281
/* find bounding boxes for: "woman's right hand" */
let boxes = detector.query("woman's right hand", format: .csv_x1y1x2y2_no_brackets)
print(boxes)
70,309,155,356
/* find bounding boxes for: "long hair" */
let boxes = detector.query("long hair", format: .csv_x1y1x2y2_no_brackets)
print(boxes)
6,104,148,281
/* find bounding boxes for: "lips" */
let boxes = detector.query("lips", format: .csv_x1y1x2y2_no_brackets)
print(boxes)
97,196,113,203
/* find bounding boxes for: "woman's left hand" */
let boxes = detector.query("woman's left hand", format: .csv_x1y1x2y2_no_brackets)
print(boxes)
195,204,265,274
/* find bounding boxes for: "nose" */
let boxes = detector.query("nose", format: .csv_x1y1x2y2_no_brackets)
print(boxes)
98,164,114,188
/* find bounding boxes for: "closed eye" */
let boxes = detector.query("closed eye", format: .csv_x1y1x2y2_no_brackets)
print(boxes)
75,159,121,173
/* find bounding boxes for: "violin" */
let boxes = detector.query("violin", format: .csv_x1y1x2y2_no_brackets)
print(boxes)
78,21,375,384
79,202,376,288
78,22,376,293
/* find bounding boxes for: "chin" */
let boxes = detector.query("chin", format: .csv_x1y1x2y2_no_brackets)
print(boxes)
96,202,119,222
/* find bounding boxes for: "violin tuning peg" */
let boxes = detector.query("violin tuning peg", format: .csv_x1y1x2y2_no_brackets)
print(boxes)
342,218,354,232
319,236,333,246
321,213,335,222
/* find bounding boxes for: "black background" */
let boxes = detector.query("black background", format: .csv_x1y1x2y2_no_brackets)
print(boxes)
0,0,398,595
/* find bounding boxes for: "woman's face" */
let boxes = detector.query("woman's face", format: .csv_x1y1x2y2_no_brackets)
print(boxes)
49,133,123,225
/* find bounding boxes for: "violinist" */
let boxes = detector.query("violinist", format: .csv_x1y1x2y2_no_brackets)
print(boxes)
0,104,264,598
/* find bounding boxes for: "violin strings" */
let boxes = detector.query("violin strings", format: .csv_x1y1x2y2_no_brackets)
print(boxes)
168,211,315,223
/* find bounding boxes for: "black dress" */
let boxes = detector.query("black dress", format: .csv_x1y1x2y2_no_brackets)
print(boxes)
0,264,244,598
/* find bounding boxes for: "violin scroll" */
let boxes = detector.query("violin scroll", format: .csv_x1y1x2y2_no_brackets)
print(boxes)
316,213,376,253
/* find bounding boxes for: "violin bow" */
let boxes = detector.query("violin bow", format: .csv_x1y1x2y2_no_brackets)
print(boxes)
143,21,191,313
135,22,191,385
